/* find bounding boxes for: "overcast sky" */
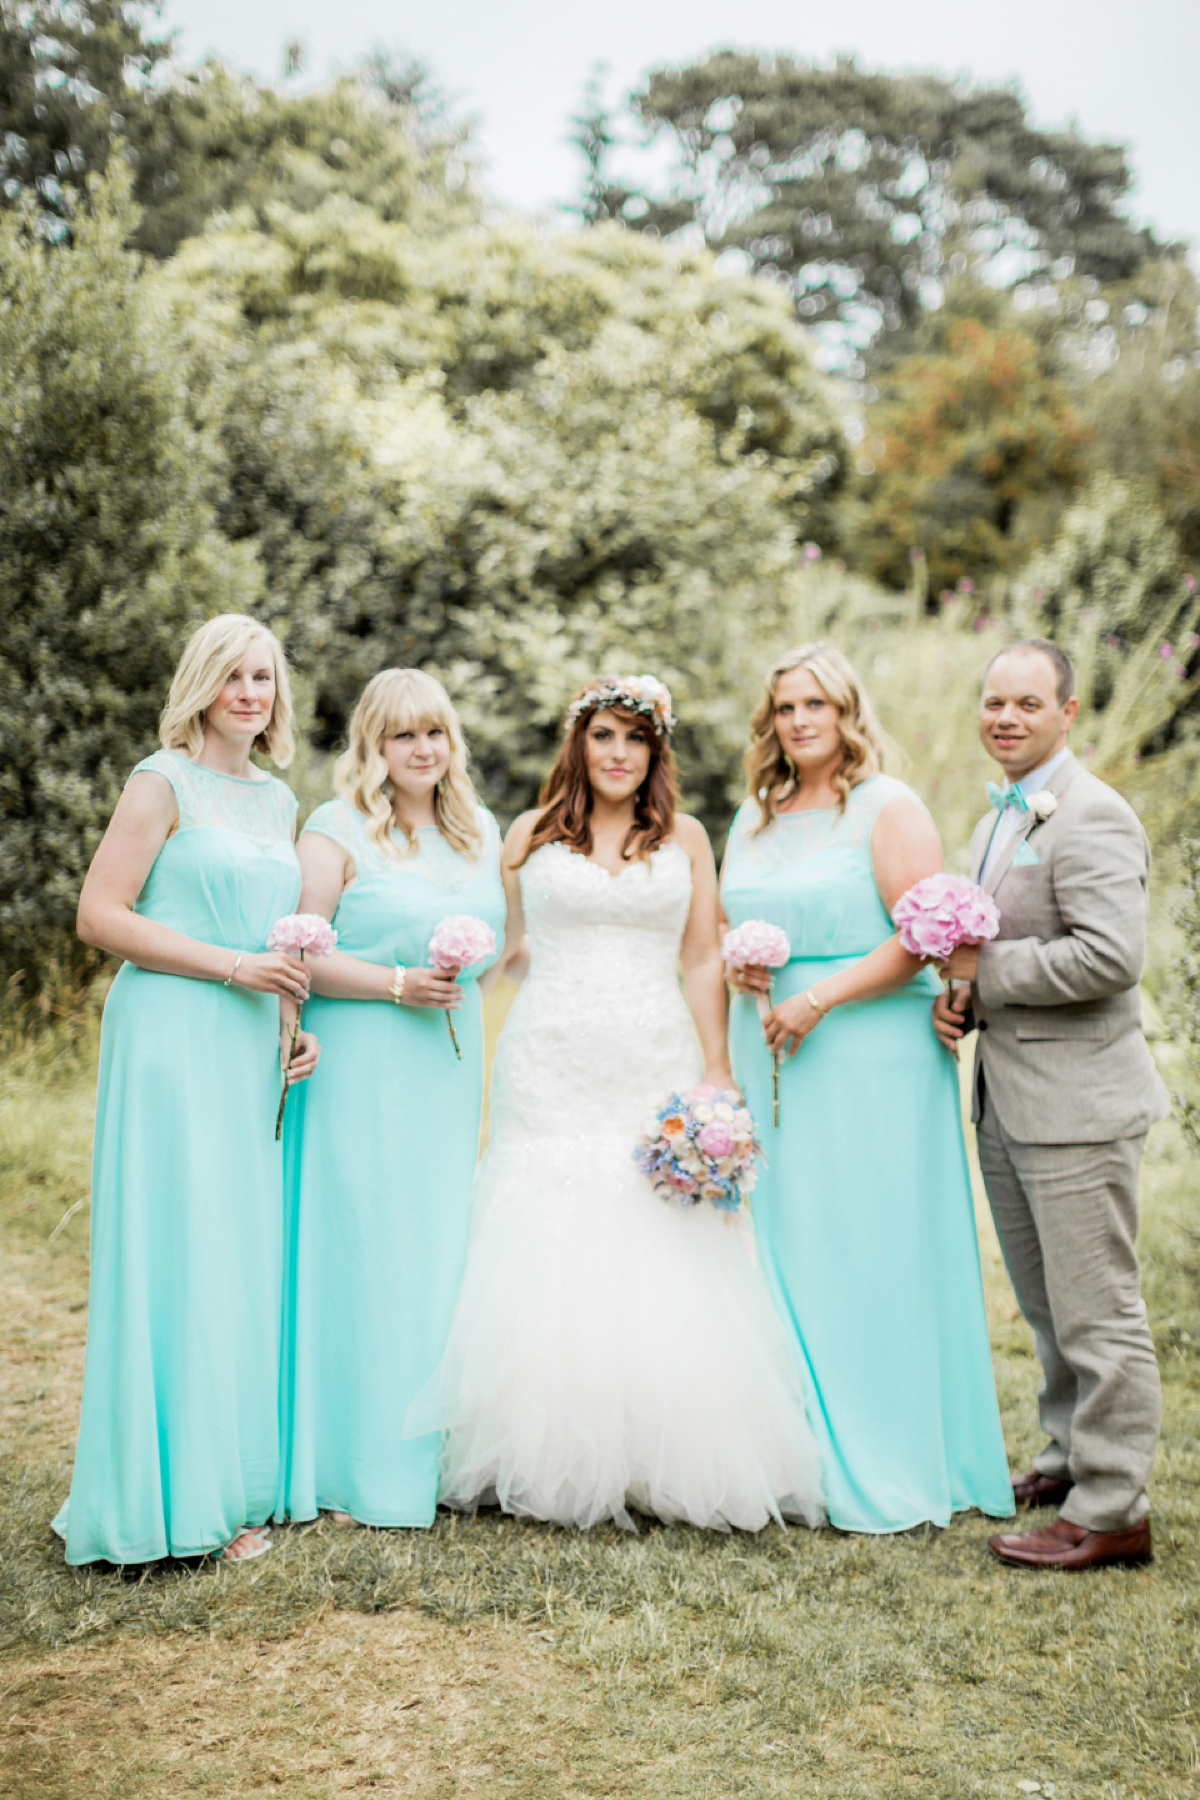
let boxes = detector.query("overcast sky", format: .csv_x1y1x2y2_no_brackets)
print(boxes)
159,0,1200,251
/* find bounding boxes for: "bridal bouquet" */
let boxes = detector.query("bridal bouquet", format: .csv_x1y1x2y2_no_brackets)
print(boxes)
428,914,497,1060
635,1085,761,1213
722,919,791,1127
892,874,1000,964
267,912,338,1138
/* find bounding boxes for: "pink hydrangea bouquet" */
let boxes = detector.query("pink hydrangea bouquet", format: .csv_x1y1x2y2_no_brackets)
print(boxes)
892,873,1000,963
722,919,791,1127
267,913,338,1138
635,1085,761,1214
428,914,497,1060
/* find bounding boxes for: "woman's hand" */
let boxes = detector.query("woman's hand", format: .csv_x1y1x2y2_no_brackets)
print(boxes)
764,993,826,1058
283,1028,320,1083
234,950,311,1002
400,968,463,1010
727,962,772,998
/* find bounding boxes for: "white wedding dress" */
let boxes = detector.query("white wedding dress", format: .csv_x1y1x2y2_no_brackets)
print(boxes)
422,839,826,1532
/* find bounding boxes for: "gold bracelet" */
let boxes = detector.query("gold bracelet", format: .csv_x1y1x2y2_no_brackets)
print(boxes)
805,987,828,1017
390,966,407,1004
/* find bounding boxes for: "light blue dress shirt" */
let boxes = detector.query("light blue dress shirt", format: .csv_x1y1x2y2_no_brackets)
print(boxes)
979,746,1071,883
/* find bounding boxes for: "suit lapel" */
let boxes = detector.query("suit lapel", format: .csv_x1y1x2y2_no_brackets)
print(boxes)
984,749,1081,896
983,810,1037,895
970,813,997,885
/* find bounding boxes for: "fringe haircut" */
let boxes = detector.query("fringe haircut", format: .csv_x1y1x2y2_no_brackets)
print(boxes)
334,669,483,860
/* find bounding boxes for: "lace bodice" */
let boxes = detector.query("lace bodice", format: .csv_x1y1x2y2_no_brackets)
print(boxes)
126,750,301,952
300,799,505,972
490,840,701,1140
132,749,297,847
722,774,929,963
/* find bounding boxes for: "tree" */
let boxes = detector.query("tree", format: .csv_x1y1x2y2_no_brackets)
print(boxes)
0,6,472,258
0,0,171,240
159,206,845,822
601,52,1173,364
844,287,1088,593
0,163,258,990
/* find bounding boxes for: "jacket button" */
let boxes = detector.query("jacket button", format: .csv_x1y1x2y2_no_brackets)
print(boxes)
978,1020,988,1031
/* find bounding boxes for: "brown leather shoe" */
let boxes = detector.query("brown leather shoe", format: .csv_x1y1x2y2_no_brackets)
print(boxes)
988,1515,1152,1570
1011,1467,1074,1509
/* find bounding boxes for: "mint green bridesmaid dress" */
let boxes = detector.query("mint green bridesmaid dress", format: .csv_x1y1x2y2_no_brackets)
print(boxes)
277,799,505,1528
54,751,301,1564
722,776,1014,1533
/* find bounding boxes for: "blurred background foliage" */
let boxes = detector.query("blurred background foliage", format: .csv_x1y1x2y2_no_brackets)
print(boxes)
0,2,1198,999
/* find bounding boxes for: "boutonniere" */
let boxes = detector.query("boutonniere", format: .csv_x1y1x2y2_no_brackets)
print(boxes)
1027,791,1058,822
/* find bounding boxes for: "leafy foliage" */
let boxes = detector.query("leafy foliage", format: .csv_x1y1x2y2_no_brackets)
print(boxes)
846,293,1088,592
1174,840,1200,1152
593,52,1173,365
0,4,470,258
160,208,845,823
0,163,258,990
0,0,170,241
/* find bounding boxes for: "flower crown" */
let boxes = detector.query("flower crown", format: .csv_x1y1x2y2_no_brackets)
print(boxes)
564,675,676,738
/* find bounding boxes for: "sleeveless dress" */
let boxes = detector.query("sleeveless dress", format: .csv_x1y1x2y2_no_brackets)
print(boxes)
277,800,505,1528
54,751,301,1564
722,777,1014,1533
416,839,826,1533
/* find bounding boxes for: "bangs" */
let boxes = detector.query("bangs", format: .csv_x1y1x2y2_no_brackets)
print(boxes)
374,671,459,743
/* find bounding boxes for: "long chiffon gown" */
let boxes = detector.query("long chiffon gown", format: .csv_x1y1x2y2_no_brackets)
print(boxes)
277,800,505,1528
417,839,826,1533
722,777,1014,1534
54,751,301,1564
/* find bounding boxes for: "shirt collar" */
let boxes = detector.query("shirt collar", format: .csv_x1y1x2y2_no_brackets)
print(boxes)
1008,746,1071,799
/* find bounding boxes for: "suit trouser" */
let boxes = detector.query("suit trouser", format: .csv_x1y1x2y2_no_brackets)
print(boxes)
975,1085,1161,1531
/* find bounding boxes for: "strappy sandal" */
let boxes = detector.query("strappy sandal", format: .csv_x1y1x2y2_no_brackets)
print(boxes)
218,1526,272,1564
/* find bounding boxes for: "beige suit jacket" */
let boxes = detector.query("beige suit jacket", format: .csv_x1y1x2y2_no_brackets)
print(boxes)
968,750,1170,1145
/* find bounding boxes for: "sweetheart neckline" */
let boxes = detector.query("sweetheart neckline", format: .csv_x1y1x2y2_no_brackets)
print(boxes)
543,840,687,883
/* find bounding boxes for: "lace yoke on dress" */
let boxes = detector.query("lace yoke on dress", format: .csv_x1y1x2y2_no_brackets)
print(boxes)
724,775,913,877
301,799,500,893
131,749,297,849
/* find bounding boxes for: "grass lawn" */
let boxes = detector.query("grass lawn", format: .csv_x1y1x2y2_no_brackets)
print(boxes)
1,992,1197,1799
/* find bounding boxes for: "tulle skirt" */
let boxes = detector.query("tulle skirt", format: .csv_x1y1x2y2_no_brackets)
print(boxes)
409,1125,826,1533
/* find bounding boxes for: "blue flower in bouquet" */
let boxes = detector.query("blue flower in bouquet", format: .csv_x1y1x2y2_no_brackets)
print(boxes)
635,1084,762,1212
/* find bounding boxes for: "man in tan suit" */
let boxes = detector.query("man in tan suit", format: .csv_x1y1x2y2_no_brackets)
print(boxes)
935,639,1169,1570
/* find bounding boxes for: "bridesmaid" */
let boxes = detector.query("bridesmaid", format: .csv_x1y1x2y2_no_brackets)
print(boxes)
55,615,316,1565
277,668,505,1529
722,642,1013,1534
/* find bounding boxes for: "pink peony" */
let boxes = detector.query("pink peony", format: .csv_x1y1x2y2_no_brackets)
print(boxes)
268,912,338,956
697,1119,736,1158
722,919,791,969
429,914,497,971
892,873,1000,962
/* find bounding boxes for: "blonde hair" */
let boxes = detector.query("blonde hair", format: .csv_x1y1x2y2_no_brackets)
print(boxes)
745,642,895,829
334,669,483,860
159,614,295,768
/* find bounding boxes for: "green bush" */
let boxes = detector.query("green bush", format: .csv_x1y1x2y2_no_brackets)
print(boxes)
0,164,258,993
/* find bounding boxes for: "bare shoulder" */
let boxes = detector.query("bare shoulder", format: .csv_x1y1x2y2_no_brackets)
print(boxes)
872,788,940,849
672,813,713,858
504,808,544,857
118,767,179,831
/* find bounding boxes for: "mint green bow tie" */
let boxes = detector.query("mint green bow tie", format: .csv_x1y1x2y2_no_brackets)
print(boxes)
986,781,1028,814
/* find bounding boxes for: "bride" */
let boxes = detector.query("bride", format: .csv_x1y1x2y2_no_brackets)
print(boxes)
414,676,825,1532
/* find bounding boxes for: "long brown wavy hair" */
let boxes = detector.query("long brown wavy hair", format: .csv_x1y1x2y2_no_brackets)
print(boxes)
517,691,679,868
745,642,896,831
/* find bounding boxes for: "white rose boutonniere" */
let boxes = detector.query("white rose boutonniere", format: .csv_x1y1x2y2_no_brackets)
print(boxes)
1028,791,1058,822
